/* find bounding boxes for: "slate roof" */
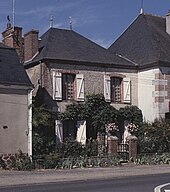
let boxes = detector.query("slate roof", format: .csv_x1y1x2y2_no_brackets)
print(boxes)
108,13,170,67
29,28,134,67
0,47,32,87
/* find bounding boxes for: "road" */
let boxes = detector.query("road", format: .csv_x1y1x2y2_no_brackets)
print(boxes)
0,173,170,192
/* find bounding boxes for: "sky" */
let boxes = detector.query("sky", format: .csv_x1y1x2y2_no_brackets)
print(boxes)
0,0,170,48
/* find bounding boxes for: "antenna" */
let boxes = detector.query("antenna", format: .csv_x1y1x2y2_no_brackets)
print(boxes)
50,15,53,28
140,0,144,14
69,16,72,30
12,0,15,30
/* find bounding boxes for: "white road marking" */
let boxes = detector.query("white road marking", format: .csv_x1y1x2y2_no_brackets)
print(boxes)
154,183,170,192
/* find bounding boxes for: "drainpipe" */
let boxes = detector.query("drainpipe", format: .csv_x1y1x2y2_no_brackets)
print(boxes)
28,89,33,160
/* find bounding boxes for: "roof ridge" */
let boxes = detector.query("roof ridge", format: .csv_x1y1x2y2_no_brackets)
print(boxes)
143,13,165,19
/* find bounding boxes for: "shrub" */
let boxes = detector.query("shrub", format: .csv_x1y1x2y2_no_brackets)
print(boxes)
137,119,170,153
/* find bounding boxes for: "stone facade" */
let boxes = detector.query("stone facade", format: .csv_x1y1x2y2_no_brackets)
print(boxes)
26,60,138,113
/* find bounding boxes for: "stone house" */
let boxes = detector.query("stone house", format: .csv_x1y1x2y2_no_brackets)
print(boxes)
0,45,33,156
3,10,170,145
108,11,170,122
22,28,137,143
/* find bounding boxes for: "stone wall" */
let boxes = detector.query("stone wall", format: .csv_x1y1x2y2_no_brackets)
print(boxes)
26,61,138,112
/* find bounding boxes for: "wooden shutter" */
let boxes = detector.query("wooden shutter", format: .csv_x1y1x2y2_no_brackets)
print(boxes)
104,75,111,102
55,120,63,143
76,74,84,101
76,121,86,145
123,78,131,103
53,71,62,100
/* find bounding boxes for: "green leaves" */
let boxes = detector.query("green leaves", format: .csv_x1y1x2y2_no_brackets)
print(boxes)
138,119,170,153
59,94,143,135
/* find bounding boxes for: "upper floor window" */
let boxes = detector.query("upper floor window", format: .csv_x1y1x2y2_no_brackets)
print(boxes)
62,73,75,100
104,75,131,103
111,77,122,102
52,71,84,101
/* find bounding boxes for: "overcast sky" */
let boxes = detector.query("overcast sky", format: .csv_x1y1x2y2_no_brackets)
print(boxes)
0,0,170,48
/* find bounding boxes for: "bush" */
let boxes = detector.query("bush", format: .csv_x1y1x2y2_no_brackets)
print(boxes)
135,153,170,165
137,119,170,153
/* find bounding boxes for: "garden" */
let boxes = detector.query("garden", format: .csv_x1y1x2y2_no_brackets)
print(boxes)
1,94,170,170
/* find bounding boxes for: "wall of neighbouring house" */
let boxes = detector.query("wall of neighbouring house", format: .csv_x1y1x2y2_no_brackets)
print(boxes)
138,69,156,122
26,61,138,112
159,67,170,118
138,68,170,122
0,88,29,155
26,63,41,96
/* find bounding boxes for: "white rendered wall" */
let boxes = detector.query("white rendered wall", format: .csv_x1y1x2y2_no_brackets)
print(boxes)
138,69,157,122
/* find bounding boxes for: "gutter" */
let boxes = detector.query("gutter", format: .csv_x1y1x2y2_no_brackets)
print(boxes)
24,58,138,71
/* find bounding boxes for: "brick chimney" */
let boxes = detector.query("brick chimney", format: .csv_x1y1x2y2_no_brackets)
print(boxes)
24,29,39,62
166,10,170,35
2,26,24,62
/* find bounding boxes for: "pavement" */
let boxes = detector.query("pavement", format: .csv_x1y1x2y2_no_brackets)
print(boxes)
0,164,170,187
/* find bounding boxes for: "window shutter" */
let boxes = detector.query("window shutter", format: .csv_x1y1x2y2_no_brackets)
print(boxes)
76,121,86,145
76,74,85,101
104,75,111,102
55,120,63,143
123,78,131,103
53,71,62,100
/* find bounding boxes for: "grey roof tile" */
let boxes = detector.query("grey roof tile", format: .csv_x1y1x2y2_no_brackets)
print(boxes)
31,28,134,66
0,47,32,86
108,13,170,66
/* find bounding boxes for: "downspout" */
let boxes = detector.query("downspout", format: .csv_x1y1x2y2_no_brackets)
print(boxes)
40,61,43,87
28,89,33,160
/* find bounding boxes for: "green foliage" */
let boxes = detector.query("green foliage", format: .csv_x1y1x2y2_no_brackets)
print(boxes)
119,105,143,125
135,153,170,165
15,150,33,171
137,119,170,153
55,138,98,158
33,155,122,169
59,94,120,133
32,102,56,156
58,103,84,120
92,104,119,133
83,94,107,119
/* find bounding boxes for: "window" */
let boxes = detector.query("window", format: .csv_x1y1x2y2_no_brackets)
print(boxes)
104,75,131,103
62,73,75,100
110,77,122,102
53,71,84,101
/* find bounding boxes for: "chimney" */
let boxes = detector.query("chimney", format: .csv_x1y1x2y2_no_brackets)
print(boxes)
166,10,170,35
24,29,39,62
2,26,24,62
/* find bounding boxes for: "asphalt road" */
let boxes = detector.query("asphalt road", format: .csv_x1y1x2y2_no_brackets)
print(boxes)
0,173,170,192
